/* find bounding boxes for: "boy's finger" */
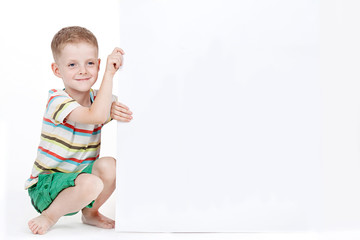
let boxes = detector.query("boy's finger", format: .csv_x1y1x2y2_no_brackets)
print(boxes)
114,103,131,114
115,106,132,115
116,102,129,110
112,47,125,55
115,116,131,122
113,107,132,117
112,111,132,121
116,112,133,120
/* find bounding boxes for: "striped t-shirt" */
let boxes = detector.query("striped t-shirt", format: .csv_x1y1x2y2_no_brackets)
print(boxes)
25,89,116,189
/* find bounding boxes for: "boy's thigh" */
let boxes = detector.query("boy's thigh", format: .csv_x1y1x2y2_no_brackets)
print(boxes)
28,163,95,214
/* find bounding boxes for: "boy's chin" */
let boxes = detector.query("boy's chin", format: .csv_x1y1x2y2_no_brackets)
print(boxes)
65,86,94,94
70,82,96,91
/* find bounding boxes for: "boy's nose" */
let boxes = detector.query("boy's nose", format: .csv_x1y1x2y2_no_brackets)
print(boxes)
79,66,88,75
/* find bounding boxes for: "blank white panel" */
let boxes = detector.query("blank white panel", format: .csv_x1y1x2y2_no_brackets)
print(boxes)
116,0,321,232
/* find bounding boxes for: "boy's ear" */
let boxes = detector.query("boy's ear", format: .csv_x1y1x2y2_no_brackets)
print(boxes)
51,62,62,78
97,58,101,71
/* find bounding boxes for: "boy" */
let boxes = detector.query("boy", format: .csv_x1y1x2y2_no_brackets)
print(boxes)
25,26,132,234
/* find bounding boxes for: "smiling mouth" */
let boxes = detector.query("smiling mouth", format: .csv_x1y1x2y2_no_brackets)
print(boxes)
76,78,90,81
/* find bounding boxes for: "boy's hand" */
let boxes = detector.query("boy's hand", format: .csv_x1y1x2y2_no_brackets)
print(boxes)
105,47,125,75
111,101,133,122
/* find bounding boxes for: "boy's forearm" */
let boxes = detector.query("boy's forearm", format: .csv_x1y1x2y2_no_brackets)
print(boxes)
89,71,114,123
85,47,124,124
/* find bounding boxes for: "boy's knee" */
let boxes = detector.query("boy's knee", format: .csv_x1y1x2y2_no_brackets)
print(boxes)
75,174,104,199
94,157,116,182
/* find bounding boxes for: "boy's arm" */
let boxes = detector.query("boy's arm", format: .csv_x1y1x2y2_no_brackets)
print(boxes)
66,48,125,125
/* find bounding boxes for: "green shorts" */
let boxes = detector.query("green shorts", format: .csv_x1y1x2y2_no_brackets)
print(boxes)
28,163,95,216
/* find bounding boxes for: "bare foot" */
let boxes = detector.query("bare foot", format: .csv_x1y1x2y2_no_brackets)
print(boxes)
28,212,56,235
81,210,115,229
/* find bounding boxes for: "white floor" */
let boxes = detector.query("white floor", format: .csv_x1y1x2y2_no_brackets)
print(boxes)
5,216,360,240
2,184,360,240
0,202,360,240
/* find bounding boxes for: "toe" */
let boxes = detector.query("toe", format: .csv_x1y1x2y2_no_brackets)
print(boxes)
105,219,114,225
102,221,113,229
105,219,115,228
28,220,34,229
38,226,46,235
32,225,39,234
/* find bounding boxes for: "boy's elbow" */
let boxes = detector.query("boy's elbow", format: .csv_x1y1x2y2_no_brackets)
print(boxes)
98,113,111,124
93,115,108,125
88,109,109,125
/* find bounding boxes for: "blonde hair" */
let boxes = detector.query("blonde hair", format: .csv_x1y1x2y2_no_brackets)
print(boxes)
51,26,98,61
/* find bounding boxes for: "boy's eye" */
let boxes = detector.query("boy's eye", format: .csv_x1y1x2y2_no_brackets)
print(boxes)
68,63,76,67
88,62,95,65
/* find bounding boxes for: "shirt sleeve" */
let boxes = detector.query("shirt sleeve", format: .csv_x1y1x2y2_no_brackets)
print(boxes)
44,89,81,125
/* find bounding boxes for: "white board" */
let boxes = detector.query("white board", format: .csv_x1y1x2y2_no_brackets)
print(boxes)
116,0,322,232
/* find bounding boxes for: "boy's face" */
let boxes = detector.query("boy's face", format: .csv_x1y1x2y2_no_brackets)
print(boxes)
52,42,100,94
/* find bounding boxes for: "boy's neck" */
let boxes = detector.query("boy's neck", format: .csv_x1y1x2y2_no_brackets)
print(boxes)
64,88,92,107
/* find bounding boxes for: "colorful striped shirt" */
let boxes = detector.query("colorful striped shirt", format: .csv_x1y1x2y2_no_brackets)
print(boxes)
25,89,116,189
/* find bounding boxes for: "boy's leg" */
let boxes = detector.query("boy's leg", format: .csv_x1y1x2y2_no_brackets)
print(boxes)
28,173,104,234
81,157,116,229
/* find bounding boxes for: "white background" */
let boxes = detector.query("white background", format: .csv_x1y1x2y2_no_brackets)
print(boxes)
116,0,323,232
1,0,360,238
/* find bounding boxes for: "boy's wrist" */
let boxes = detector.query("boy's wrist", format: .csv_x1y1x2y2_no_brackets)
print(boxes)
103,70,116,79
